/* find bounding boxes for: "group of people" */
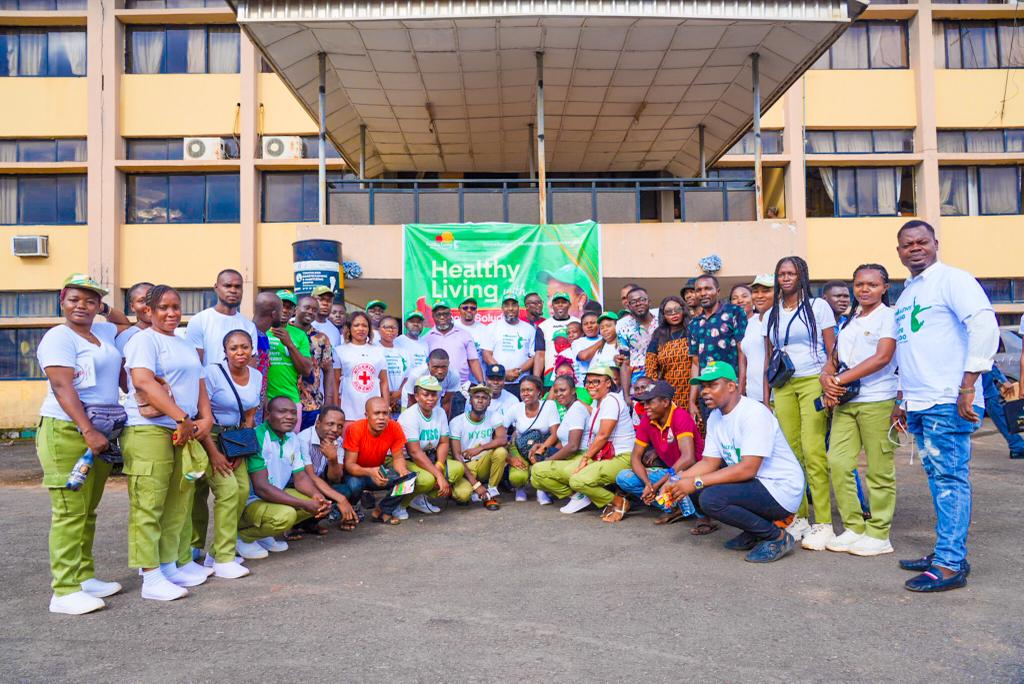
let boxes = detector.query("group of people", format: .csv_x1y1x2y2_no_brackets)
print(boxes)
34,219,1010,616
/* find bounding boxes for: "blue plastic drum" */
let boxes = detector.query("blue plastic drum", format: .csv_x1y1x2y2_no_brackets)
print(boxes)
293,239,344,304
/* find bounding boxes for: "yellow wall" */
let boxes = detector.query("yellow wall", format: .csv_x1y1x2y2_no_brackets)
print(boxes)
0,380,48,430
0,227,88,290
935,70,1024,129
257,74,318,135
0,79,87,136
763,99,785,129
120,74,241,137
120,224,242,286
805,217,908,280
803,70,917,128
256,222,299,286
939,215,1024,277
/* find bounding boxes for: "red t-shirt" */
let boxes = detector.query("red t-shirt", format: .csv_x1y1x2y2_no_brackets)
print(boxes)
634,404,703,468
343,419,407,468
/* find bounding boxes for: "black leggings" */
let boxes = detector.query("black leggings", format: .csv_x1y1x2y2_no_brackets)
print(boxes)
692,479,791,541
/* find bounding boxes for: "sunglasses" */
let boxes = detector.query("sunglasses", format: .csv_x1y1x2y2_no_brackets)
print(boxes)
663,307,684,315
461,305,477,311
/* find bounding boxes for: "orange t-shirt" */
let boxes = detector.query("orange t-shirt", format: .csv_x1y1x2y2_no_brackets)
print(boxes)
342,419,407,468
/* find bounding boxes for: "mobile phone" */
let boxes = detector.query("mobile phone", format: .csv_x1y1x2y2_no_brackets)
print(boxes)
617,347,629,357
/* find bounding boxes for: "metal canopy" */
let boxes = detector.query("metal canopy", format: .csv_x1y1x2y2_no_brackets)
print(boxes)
235,0,865,177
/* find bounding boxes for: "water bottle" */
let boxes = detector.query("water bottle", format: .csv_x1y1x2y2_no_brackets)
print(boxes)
65,449,94,491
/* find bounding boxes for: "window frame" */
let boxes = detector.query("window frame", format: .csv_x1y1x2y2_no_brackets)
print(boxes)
0,27,86,77
804,129,914,154
937,128,1024,153
125,173,241,224
815,20,910,70
125,25,240,75
939,165,1023,216
806,166,913,218
0,174,87,225
0,326,47,380
944,20,1024,69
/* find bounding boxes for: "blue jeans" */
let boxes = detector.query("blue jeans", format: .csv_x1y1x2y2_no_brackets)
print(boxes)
690,479,791,541
332,472,404,515
615,468,696,517
906,403,983,573
982,372,1024,454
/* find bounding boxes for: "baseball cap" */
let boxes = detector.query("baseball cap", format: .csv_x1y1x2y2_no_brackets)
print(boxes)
431,300,450,312
537,264,592,295
468,383,491,395
405,310,425,321
485,363,506,378
276,289,297,305
550,291,571,303
62,273,108,297
311,285,334,297
415,375,442,392
366,299,387,311
584,363,618,380
460,296,477,306
749,274,774,288
689,360,739,385
552,329,569,340
597,311,619,324
501,291,519,304
635,380,675,402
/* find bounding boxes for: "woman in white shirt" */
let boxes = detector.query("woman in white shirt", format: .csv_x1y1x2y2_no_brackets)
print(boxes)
507,375,560,503
739,276,774,402
193,329,262,580
574,312,621,378
762,256,836,548
35,274,129,615
336,311,389,431
819,264,898,557
377,315,411,417
530,375,591,505
121,285,214,602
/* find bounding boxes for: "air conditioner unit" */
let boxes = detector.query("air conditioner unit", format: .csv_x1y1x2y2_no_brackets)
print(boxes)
183,137,225,160
11,235,48,257
262,135,304,160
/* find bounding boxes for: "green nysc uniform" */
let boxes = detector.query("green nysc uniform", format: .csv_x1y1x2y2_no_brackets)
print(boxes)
237,423,313,542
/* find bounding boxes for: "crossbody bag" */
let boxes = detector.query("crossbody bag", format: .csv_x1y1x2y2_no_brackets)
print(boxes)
765,312,799,389
213,364,259,459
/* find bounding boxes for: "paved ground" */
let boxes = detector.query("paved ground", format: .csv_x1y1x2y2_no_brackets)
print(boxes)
1,428,1022,683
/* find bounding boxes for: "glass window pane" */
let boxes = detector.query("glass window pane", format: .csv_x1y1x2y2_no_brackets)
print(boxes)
18,140,56,162
302,173,319,222
835,131,873,153
263,173,303,222
17,328,45,379
831,24,869,69
0,292,15,317
55,0,88,8
979,166,1020,215
998,23,1024,67
56,175,85,224
18,176,56,223
18,31,47,76
17,292,57,317
168,175,205,223
0,177,15,224
126,0,167,7
979,279,1013,303
205,174,239,222
854,168,882,215
0,328,15,378
837,168,858,216
56,138,86,161
19,0,56,10
0,141,14,162
167,139,183,160
763,130,783,154
939,167,969,216
0,30,16,77
167,0,208,7
207,27,239,73
127,175,168,223
945,23,962,69
962,22,998,68
806,131,835,154
966,130,1004,152
1006,130,1024,153
129,28,165,74
868,23,906,68
873,129,913,152
47,30,86,76
165,27,205,74
126,139,170,160
937,130,966,153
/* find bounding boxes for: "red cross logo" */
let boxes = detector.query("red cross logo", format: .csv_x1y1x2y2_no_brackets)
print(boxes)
352,362,375,393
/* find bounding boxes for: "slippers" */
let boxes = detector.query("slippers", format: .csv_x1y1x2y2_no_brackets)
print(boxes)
484,498,501,511
283,529,304,541
690,520,719,536
654,510,684,525
370,509,401,526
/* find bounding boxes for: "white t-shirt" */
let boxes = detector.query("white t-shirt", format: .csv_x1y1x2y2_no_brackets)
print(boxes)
454,319,491,359
124,328,205,429
404,364,461,405
741,313,767,402
586,392,635,454
509,399,560,437
837,304,898,403
396,334,428,369
703,396,805,513
311,319,342,368
590,341,619,369
484,389,519,427
204,363,262,427
185,307,258,367
449,411,504,454
894,261,992,410
762,298,836,377
37,322,123,423
398,404,449,451
1019,313,1024,336
538,316,579,374
485,318,536,380
569,336,601,378
556,400,591,451
379,344,413,396
115,325,144,355
336,342,387,422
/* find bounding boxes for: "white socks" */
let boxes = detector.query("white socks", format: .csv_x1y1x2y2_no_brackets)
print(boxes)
141,568,187,601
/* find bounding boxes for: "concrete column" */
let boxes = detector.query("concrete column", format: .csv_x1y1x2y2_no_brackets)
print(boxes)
239,35,259,316
911,4,941,233
317,52,327,226
783,78,807,226
535,51,547,224
751,52,764,221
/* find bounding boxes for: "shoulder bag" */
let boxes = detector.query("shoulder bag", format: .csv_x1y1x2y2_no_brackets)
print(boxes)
587,394,621,461
213,364,259,459
135,376,174,419
765,312,799,389
82,403,128,465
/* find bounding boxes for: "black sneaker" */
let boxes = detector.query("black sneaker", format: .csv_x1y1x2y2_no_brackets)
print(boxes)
723,531,760,551
744,532,796,563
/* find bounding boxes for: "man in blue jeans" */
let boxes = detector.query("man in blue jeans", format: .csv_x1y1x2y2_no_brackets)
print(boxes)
892,220,999,593
982,369,1024,459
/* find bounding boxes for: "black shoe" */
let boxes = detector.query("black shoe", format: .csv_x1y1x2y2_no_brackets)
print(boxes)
1010,451,1024,460
904,565,968,593
360,491,376,510
745,532,796,563
899,553,971,576
723,531,760,551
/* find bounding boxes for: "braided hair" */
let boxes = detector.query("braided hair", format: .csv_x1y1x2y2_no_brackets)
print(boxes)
841,264,891,330
145,284,178,309
767,256,819,356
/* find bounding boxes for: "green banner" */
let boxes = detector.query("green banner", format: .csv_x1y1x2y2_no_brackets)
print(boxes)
402,221,602,324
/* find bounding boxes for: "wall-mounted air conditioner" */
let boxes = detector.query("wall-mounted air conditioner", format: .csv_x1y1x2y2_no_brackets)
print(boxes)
262,135,303,160
184,137,225,160
11,235,48,257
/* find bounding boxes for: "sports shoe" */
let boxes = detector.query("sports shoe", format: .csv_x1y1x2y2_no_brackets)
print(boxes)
179,560,214,578
515,487,528,502
393,505,409,520
785,516,811,541
213,561,250,579
49,590,105,615
745,532,797,563
537,490,553,505
236,539,269,559
904,565,968,593
801,523,836,551
471,492,481,503
204,553,245,568
723,531,760,551
409,495,439,515
559,493,592,514
80,578,122,598
256,537,288,553
487,486,500,499
848,535,894,557
141,573,188,601
825,529,864,553
163,566,206,588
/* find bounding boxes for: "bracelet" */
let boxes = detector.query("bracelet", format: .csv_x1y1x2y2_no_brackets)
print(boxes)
958,387,975,395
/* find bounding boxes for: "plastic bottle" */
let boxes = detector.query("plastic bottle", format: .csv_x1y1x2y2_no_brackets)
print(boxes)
65,449,94,491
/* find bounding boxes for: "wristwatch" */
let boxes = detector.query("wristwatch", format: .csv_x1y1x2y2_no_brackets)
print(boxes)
694,476,705,490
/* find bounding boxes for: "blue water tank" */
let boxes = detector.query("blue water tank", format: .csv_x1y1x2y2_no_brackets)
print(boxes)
292,239,344,305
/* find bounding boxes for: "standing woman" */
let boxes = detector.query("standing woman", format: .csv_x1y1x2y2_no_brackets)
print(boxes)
115,281,154,353
121,285,214,601
762,256,836,548
740,275,774,403
507,375,561,503
730,284,754,317
336,311,389,432
378,315,411,417
193,329,261,578
644,296,692,409
819,264,898,556
575,312,621,374
36,275,128,614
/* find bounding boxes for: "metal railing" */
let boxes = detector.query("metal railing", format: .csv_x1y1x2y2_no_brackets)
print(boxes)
325,176,756,225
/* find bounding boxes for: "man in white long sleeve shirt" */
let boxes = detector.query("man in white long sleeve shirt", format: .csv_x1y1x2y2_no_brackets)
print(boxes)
891,220,999,594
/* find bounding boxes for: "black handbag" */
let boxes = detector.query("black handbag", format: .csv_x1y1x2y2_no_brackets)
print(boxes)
513,400,551,459
833,363,862,406
1004,398,1024,434
213,364,259,459
765,313,799,389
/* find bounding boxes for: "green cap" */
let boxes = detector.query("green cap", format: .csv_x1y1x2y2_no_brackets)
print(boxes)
552,329,569,340
468,383,491,395
415,375,442,392
431,300,450,312
311,285,334,297
366,300,387,311
276,289,297,305
749,274,774,288
597,311,619,323
62,273,108,297
585,363,619,380
501,290,519,304
550,291,571,303
537,264,592,295
405,310,425,321
689,360,738,385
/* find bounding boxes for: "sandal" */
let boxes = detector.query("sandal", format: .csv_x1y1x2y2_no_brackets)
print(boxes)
370,508,400,525
338,520,358,531
601,495,630,523
654,510,684,525
484,497,501,511
690,520,719,536
283,528,304,541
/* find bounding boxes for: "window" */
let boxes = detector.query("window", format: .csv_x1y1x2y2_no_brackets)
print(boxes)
805,129,913,154
262,172,319,222
0,291,60,317
126,26,240,74
0,175,86,224
299,136,342,159
0,138,86,162
176,289,217,315
938,129,1024,153
0,0,87,10
726,130,783,155
940,165,1022,216
0,327,46,379
806,167,915,217
942,21,1024,68
0,28,86,76
812,21,908,69
126,173,239,223
125,137,239,160
124,0,227,7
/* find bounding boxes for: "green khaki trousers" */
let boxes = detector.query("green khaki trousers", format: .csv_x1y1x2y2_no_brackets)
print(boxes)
451,447,508,502
531,452,630,507
774,375,831,522
36,417,113,597
238,489,312,542
827,399,897,539
506,446,532,489
404,460,465,505
190,458,251,563
121,425,195,569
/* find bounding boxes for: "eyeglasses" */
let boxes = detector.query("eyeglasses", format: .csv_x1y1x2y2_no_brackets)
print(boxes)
461,305,477,311
628,296,649,304
583,378,602,386
662,307,684,315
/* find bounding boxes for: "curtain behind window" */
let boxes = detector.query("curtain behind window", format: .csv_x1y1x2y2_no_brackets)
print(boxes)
939,168,968,216
979,167,1019,215
131,29,164,73
0,178,15,225
48,30,86,76
0,141,16,163
0,30,16,76
998,23,1024,67
962,23,998,68
208,27,239,73
186,28,206,73
831,24,868,69
966,130,1004,153
835,131,872,153
806,135,835,207
868,24,904,68
18,31,46,76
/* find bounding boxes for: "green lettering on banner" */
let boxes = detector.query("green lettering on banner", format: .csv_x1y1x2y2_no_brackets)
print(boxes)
403,222,603,324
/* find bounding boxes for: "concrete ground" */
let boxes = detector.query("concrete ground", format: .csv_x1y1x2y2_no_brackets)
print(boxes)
0,429,1022,683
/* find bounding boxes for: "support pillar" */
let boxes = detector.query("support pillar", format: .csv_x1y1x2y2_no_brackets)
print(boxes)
359,123,366,180
751,52,764,221
535,51,547,224
698,124,706,180
317,52,327,226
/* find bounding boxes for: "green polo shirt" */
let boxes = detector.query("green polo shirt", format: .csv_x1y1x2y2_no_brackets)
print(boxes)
266,324,311,402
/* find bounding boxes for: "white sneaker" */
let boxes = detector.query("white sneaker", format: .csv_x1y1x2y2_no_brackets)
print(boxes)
141,573,188,601
213,561,251,579
424,498,441,513
559,493,592,514
409,495,438,515
537,491,553,505
487,486,500,499
256,537,288,553
515,487,528,502
163,565,206,588
848,535,894,557
205,553,246,568
49,590,105,615
801,523,836,551
180,560,214,578
785,516,811,541
470,492,481,503
825,529,864,553
236,539,269,559
80,578,122,598
393,505,409,520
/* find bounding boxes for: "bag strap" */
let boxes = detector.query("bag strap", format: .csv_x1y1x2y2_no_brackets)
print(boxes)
217,363,246,427
772,306,800,348
523,399,549,434
587,394,619,442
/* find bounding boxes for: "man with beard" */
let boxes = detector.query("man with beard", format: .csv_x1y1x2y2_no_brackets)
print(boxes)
616,286,659,398
292,295,338,430
537,292,579,386
687,275,747,424
425,302,483,416
185,269,257,367
482,292,536,398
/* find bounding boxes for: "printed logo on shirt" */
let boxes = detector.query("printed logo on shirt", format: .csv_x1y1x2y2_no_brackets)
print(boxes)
351,362,376,393
419,427,440,443
910,299,932,333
